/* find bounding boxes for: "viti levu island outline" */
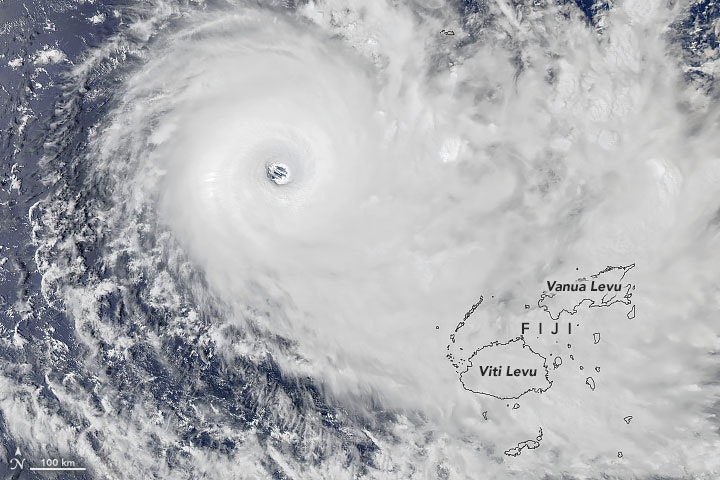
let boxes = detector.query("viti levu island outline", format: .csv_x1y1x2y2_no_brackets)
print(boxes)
446,264,636,457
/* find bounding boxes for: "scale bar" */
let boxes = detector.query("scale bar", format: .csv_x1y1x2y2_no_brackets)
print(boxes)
29,467,87,471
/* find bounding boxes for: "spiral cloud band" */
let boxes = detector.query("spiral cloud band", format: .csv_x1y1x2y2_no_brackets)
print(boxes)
101,8,494,399
115,11,436,387
12,0,720,478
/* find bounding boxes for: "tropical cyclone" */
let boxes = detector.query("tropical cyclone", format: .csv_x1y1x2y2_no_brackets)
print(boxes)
16,0,720,476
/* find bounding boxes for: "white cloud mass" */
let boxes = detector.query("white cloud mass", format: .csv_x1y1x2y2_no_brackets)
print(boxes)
14,0,720,478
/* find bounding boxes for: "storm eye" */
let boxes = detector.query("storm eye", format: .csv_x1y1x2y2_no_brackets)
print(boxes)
266,162,292,185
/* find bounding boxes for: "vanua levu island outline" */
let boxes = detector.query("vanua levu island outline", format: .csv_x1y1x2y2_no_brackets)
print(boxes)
446,263,636,457
537,264,636,320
